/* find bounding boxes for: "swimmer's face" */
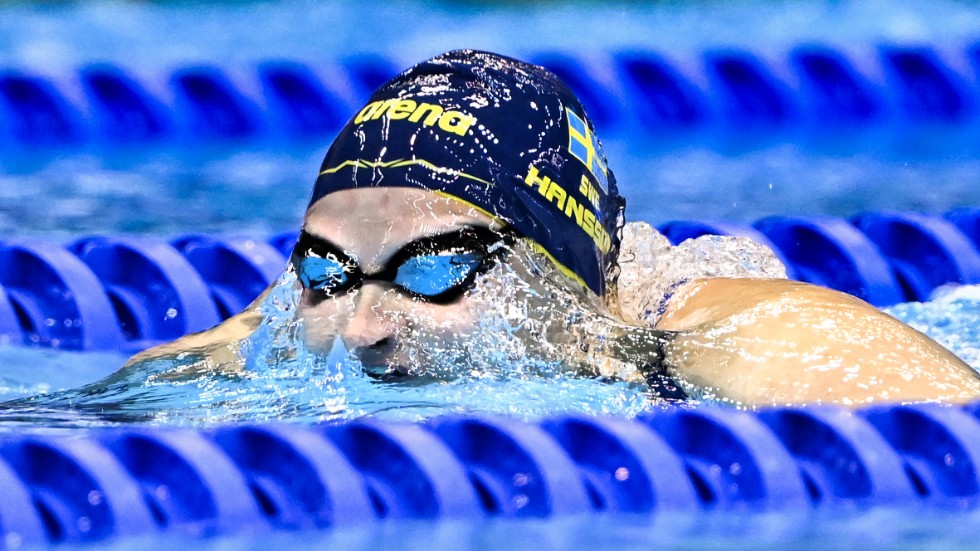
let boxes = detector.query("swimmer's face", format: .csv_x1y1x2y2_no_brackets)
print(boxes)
295,187,509,378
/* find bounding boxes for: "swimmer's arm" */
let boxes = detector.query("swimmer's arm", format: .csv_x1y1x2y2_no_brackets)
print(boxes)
653,277,980,407
121,289,269,371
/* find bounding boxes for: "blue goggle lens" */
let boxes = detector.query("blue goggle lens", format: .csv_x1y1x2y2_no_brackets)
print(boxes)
297,255,350,292
292,227,508,303
394,252,485,297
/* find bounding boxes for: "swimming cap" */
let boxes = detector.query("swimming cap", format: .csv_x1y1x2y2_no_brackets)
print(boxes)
308,49,625,296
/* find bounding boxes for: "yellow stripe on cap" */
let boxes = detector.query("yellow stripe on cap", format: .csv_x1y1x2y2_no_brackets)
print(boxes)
434,191,592,293
319,157,594,294
320,158,494,188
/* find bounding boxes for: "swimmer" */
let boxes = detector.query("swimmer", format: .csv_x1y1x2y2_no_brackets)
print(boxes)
125,49,980,407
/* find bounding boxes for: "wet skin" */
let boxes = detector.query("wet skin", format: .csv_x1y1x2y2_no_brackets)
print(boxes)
125,187,517,380
125,187,980,406
296,187,505,376
654,277,980,405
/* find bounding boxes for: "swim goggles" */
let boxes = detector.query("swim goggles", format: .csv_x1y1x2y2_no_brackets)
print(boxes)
291,226,513,304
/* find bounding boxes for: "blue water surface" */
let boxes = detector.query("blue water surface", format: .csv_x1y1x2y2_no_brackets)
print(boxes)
3,0,980,238
0,282,977,428
3,0,980,549
88,508,980,551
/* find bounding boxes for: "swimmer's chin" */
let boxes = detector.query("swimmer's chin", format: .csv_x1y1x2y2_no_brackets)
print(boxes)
361,362,452,385
361,361,406,379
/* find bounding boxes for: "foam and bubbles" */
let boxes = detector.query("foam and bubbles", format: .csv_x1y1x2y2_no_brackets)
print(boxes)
886,285,980,371
617,222,788,325
0,224,801,427
2,223,977,427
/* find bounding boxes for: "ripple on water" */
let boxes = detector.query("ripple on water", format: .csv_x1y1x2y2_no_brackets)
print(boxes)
886,284,980,371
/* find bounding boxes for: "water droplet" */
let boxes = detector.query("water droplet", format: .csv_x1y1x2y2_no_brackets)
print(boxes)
512,494,529,509
77,517,91,533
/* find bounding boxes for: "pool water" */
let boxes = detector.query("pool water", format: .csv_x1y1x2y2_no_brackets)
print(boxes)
83,508,980,551
0,274,977,430
4,0,980,549
4,0,980,239
7,146,980,240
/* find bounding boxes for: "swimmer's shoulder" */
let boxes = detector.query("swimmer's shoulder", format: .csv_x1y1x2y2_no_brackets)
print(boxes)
654,276,980,405
122,299,266,370
655,277,820,331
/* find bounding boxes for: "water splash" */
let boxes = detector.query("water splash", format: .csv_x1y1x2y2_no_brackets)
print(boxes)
887,284,980,371
617,221,787,325
0,236,670,427
2,223,973,428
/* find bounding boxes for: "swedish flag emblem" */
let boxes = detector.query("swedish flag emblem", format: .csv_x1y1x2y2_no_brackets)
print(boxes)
566,108,608,193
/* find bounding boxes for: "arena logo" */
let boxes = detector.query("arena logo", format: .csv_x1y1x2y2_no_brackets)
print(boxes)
354,99,477,136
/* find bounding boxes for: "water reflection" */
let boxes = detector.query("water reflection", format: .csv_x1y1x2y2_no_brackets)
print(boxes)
0,219,792,428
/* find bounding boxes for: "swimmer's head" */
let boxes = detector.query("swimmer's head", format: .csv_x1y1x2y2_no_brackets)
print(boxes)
293,50,626,377
308,49,625,296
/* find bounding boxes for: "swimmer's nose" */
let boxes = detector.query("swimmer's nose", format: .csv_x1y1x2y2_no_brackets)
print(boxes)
342,284,403,367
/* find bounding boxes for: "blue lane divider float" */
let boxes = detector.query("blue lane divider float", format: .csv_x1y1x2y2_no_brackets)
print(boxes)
211,424,375,530
257,61,356,139
863,404,980,508
790,45,884,127
540,415,699,513
431,416,591,517
753,215,903,306
323,421,481,520
99,429,263,535
0,454,45,549
614,50,708,133
0,70,83,148
757,407,916,506
0,239,123,350
5,42,980,151
853,211,980,302
169,66,265,142
3,405,980,545
703,49,797,132
0,208,978,352
69,236,221,353
170,235,285,320
879,46,973,124
78,64,172,145
0,435,156,544
642,407,809,509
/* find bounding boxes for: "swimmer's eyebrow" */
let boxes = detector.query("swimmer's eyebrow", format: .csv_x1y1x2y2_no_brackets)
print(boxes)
295,224,496,265
293,230,347,258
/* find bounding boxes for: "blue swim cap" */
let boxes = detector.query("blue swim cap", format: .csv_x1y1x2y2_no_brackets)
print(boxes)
309,49,625,296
